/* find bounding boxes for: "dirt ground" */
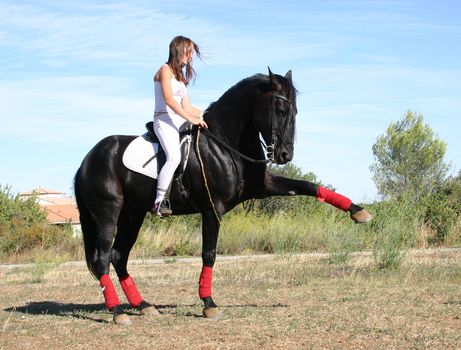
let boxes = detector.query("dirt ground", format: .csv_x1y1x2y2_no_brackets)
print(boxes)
1,250,461,349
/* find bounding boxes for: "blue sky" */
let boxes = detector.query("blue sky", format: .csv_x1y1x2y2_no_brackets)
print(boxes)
1,0,460,203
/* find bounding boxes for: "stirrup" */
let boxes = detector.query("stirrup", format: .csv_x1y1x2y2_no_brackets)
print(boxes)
151,199,172,218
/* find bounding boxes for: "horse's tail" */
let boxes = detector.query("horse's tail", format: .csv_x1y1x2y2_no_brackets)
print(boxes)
74,168,98,279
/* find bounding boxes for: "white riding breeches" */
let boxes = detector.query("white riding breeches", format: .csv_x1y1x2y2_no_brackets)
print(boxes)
154,116,182,202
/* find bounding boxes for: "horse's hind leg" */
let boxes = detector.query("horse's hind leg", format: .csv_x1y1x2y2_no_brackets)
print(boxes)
81,197,132,326
111,210,160,317
91,218,134,326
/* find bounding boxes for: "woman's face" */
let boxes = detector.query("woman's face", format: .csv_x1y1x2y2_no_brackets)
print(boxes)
181,44,194,65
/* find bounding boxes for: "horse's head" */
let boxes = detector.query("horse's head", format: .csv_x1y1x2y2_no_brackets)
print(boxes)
204,69,297,165
255,68,297,164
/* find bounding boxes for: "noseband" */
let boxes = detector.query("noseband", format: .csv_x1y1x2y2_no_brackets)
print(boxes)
265,92,294,163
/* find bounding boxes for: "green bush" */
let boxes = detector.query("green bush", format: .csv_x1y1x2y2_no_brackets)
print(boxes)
0,185,74,258
423,193,458,245
0,185,46,226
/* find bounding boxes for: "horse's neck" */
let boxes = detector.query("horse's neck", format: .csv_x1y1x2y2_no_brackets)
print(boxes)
207,94,254,147
205,108,264,164
209,117,243,142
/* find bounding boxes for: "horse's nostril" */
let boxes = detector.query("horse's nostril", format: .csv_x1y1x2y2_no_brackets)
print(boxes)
279,151,293,163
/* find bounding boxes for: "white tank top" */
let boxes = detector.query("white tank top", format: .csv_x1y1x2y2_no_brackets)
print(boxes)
154,74,188,129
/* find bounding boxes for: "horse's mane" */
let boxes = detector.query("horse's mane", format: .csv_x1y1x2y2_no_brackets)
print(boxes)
206,73,296,114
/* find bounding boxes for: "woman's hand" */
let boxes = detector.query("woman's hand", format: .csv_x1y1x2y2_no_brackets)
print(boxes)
191,116,208,128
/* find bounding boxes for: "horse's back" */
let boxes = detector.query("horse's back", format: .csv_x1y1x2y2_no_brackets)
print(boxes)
81,135,134,168
75,135,135,201
75,134,156,215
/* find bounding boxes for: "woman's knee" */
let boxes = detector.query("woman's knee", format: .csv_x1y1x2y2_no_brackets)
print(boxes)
170,156,181,169
165,149,181,165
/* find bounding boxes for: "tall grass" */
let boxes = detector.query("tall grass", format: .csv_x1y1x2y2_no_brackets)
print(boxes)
368,198,423,269
218,205,367,256
1,195,460,264
133,200,372,259
134,215,202,258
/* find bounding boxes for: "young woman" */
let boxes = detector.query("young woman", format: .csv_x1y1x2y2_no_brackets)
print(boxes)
152,36,208,217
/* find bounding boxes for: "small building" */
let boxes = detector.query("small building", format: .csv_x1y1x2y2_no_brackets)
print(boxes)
20,188,81,237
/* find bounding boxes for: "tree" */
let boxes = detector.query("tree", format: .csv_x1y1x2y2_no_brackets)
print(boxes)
370,110,450,201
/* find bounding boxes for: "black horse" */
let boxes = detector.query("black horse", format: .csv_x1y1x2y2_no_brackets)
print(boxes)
74,68,371,325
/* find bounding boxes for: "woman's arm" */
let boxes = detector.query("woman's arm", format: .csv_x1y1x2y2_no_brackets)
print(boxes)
159,65,207,127
159,65,193,121
181,95,204,119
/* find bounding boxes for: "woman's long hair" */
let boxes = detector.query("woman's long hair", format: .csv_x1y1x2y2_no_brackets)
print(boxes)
167,36,201,86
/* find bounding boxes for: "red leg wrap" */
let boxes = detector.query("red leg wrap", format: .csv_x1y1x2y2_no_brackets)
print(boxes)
120,275,143,307
100,274,120,310
198,266,213,299
316,186,352,212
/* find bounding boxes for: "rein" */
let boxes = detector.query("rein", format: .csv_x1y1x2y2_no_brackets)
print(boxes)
196,128,221,222
199,128,270,164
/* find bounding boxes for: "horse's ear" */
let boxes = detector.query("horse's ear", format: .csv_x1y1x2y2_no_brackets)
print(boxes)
268,66,282,91
285,70,292,83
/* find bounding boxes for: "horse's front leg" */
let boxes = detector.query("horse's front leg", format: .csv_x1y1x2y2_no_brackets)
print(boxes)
263,173,372,223
199,209,221,319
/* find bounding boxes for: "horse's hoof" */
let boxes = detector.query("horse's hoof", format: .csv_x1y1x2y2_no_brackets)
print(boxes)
139,304,160,317
113,313,132,326
203,307,220,319
351,209,372,224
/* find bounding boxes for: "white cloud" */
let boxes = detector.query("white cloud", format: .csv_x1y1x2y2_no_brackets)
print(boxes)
0,1,353,70
0,76,151,143
0,2,209,67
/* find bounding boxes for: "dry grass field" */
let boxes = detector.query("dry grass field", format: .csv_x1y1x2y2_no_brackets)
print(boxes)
1,250,461,349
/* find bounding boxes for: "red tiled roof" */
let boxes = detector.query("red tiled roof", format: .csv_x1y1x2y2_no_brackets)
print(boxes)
44,204,80,224
19,188,80,224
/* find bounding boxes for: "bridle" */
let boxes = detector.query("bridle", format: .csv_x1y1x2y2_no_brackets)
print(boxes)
264,91,294,163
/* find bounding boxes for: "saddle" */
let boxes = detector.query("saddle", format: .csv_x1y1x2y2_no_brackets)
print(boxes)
122,122,194,180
